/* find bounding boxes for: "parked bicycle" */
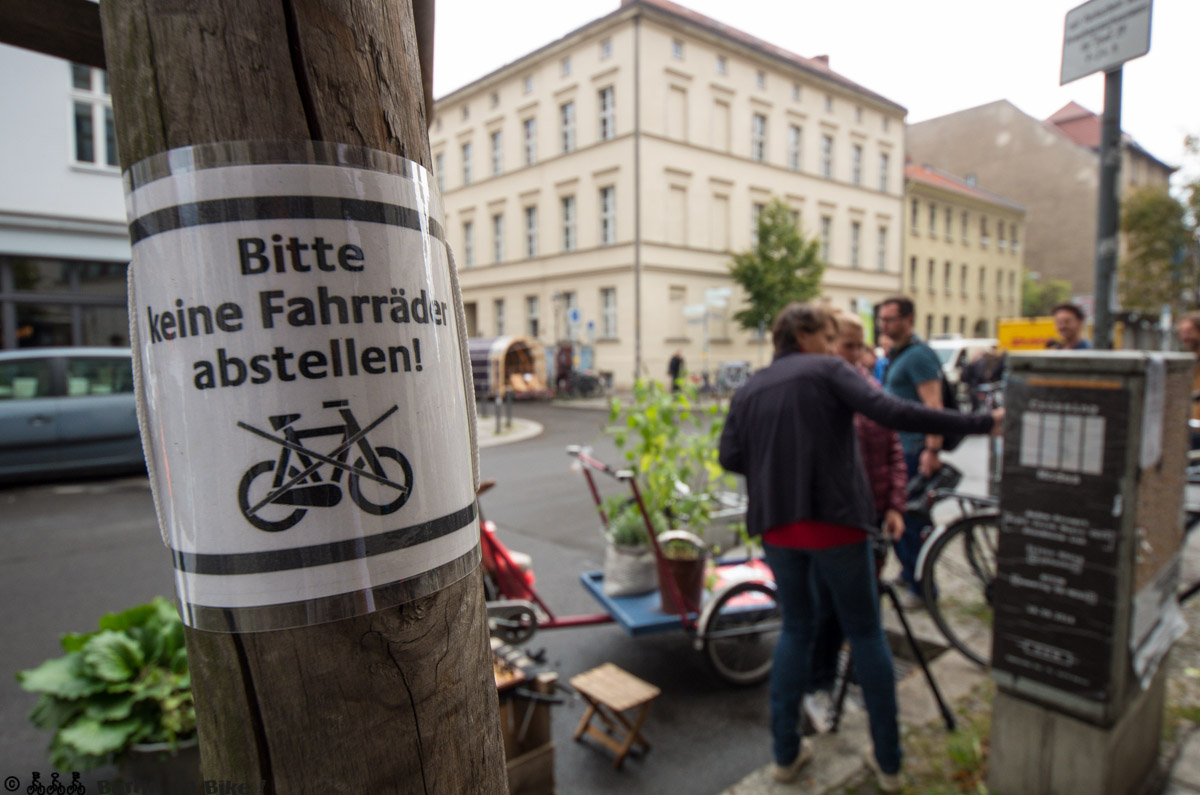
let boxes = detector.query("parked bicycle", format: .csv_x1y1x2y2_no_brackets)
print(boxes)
236,400,413,532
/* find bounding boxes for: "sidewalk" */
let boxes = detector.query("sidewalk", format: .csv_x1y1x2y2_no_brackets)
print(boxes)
476,408,543,448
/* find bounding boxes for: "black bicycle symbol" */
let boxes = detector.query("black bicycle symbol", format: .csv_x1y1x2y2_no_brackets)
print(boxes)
237,400,413,532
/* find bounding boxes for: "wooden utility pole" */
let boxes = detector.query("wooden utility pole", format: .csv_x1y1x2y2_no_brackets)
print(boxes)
98,2,506,792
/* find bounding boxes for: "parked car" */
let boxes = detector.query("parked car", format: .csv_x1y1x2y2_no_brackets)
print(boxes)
928,337,998,386
0,347,143,483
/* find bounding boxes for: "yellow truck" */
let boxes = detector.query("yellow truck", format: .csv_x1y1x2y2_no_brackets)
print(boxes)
996,317,1117,351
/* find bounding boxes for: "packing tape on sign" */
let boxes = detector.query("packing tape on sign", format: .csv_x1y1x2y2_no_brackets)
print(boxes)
125,141,480,632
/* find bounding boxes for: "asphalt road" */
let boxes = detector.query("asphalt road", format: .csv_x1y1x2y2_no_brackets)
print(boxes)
0,401,991,794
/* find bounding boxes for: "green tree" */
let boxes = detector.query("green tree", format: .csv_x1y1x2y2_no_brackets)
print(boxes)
1118,184,1197,314
1021,271,1072,317
728,198,825,332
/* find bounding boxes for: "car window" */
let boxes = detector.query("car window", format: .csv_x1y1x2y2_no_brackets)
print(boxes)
65,356,133,396
932,348,954,366
0,357,54,400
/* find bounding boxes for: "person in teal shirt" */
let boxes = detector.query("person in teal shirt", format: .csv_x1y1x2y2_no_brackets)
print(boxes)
878,296,945,607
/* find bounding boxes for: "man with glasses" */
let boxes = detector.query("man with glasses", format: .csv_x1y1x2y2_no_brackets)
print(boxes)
876,296,943,609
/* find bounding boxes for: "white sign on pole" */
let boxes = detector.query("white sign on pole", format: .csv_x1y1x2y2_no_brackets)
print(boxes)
682,304,708,319
125,142,478,632
705,287,733,305
1060,0,1152,85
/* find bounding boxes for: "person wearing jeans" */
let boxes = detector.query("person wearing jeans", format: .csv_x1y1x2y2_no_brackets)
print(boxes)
718,302,1000,787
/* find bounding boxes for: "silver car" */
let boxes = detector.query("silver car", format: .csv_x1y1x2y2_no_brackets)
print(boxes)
0,347,143,482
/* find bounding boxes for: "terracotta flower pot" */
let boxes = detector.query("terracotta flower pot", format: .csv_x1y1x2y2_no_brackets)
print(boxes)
656,530,708,615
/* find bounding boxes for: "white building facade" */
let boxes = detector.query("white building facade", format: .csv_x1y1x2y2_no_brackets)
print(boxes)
0,44,130,349
431,0,906,387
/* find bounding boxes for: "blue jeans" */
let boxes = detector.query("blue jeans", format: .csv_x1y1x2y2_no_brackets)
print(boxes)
763,541,902,774
897,451,927,593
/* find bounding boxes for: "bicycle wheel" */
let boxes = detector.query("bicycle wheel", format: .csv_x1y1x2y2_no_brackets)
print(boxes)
700,580,781,686
920,513,999,668
348,446,414,515
238,460,307,532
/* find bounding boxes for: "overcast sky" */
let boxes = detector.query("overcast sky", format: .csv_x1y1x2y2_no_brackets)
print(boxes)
434,0,1198,185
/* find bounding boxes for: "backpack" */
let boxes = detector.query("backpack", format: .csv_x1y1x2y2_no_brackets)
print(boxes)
884,340,965,453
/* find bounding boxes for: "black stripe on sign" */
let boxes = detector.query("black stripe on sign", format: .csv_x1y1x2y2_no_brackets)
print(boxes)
129,195,446,245
172,502,475,576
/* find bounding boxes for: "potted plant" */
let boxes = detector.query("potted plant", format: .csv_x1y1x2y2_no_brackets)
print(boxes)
16,597,198,786
607,378,735,612
600,497,667,597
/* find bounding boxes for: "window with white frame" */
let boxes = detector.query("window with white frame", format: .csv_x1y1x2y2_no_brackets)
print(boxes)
911,199,920,234
494,298,505,335
855,106,863,123
490,130,502,176
755,71,765,89
1008,271,1016,299
751,114,767,162
851,144,863,186
961,211,969,243
824,95,833,112
561,195,576,251
461,142,472,185
523,76,533,94
980,266,987,296
929,202,937,237
671,39,684,59
599,186,615,245
945,208,953,240
461,105,469,121
598,87,615,140
961,264,969,296
997,271,1004,301
492,214,504,263
877,226,888,271
716,55,727,75
524,206,538,258
820,135,833,178
70,64,117,167
878,152,889,192
523,118,536,165
560,102,575,153
561,57,571,77
600,38,612,59
526,295,540,337
490,91,500,108
980,216,989,246
944,261,952,294
820,216,832,262
792,83,801,101
435,153,445,193
928,259,936,293
849,221,861,267
997,220,1007,250
462,220,474,267
787,125,802,171
1011,224,1020,252
601,288,617,338
909,256,918,289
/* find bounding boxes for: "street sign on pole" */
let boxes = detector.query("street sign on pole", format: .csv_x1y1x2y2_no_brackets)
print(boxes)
682,304,707,319
704,287,732,306
1060,0,1152,85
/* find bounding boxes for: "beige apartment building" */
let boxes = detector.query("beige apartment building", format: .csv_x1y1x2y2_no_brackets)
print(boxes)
908,100,1174,305
902,164,1025,340
430,0,905,387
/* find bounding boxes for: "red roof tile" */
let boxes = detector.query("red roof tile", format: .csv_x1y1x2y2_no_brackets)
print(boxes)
905,163,1024,212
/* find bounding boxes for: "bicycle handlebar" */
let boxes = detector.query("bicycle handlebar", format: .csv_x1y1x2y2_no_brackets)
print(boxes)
565,445,634,481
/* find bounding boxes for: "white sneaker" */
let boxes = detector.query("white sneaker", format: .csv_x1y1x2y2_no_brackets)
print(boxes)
862,749,902,793
894,588,925,611
772,743,814,783
803,690,833,733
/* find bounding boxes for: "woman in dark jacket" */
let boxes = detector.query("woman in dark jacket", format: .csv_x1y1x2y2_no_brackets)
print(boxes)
718,302,1001,789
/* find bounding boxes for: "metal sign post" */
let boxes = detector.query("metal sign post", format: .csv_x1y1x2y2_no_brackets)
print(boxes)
1060,0,1153,350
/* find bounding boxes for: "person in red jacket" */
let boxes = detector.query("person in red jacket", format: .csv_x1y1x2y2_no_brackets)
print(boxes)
802,311,907,731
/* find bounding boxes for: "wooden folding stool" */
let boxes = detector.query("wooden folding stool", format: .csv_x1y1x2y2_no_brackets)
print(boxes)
569,663,660,769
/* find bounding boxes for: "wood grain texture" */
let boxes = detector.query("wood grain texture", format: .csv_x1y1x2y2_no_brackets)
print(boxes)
98,1,503,791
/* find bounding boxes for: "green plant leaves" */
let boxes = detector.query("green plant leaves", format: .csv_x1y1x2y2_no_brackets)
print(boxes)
83,631,146,683
28,695,84,731
59,716,144,756
17,655,106,700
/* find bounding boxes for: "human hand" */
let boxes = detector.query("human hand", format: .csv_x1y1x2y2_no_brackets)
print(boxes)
990,408,1005,436
918,448,942,477
883,509,905,541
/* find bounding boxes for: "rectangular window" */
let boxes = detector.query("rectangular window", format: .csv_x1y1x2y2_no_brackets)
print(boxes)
599,186,615,245
877,226,888,271
601,288,617,338
598,87,615,141
929,203,937,237
909,256,918,289
435,153,445,193
944,261,952,295
526,295,540,337
787,125,802,171
997,271,1004,301
820,135,833,178
462,105,470,121
70,64,117,166
752,202,765,242
878,152,889,192
824,95,833,112
671,39,684,59
850,221,861,268
997,221,1007,250
945,208,953,240
792,83,801,101
851,144,863,186
855,106,863,123
490,130,503,176
820,216,832,262
716,56,727,75
911,199,920,234
561,195,576,251
751,113,767,162
494,298,506,335
980,266,987,296
1011,225,1020,252
755,70,766,89
462,221,474,268
961,211,969,243
561,57,571,77
523,118,537,165
961,264,969,296
564,291,580,339
523,76,533,94
491,91,500,108
600,38,612,59
461,142,472,185
928,259,936,293
943,316,951,334
524,206,538,258
492,214,504,263
560,102,575,153
980,217,989,247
